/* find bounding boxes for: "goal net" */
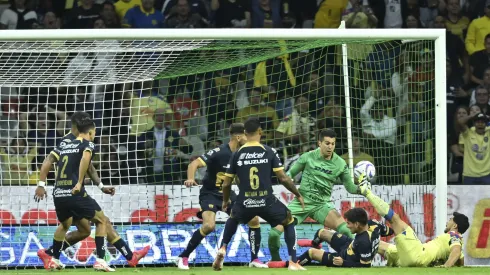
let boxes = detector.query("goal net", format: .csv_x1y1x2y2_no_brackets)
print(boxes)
0,29,450,268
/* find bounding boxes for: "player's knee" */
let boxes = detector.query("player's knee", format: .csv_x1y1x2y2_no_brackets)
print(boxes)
201,222,216,234
104,216,112,227
247,216,260,228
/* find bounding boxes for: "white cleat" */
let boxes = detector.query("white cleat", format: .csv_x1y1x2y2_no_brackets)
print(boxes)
288,261,306,271
48,258,65,270
212,248,225,271
249,259,268,268
177,257,190,270
93,258,115,272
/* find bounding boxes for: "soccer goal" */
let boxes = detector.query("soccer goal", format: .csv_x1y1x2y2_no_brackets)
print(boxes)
0,28,451,268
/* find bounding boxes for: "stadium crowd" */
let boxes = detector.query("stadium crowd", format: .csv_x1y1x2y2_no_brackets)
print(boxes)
0,0,489,185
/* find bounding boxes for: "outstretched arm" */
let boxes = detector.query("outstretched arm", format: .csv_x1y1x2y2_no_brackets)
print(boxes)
287,152,308,178
443,245,462,268
87,163,114,195
339,164,360,194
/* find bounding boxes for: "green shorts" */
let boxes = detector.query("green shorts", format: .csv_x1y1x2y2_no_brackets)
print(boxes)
287,198,336,225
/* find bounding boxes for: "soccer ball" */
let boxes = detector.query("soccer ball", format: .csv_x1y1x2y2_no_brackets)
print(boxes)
354,161,376,182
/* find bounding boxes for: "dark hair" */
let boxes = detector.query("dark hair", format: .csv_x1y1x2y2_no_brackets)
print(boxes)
71,112,91,127
485,33,490,42
453,212,469,234
229,123,245,135
318,128,336,140
344,208,368,225
244,117,261,134
77,117,95,134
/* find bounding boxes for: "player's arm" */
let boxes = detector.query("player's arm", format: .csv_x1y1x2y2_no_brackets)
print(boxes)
73,151,92,194
34,152,59,202
185,158,205,186
223,152,238,208
286,151,308,178
86,164,115,195
339,163,361,194
443,240,463,268
271,147,304,207
337,240,372,268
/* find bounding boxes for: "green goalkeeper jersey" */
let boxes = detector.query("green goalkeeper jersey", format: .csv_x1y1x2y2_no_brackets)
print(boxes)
287,148,359,203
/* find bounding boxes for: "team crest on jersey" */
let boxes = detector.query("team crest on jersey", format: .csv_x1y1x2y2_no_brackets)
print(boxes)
237,160,243,166
337,233,343,238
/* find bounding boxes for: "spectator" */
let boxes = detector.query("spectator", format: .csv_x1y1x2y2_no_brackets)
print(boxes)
360,96,399,184
403,13,422,28
468,34,490,87
235,87,279,145
93,16,106,28
448,106,468,183
0,0,37,29
418,0,438,27
123,0,164,28
314,0,347,28
160,0,209,20
469,104,482,118
97,134,129,185
64,0,101,28
165,0,207,28
470,68,490,106
142,108,192,184
252,0,282,28
101,1,121,28
211,0,250,28
114,0,142,23
445,0,470,41
42,11,60,29
343,0,378,28
447,59,469,130
434,15,470,83
471,86,490,115
340,135,374,168
0,137,37,185
379,0,408,28
458,112,490,184
465,1,490,55
276,95,316,152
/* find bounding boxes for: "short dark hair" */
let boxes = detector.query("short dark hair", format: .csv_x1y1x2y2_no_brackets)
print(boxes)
244,117,261,134
77,117,95,134
453,212,469,234
71,112,91,127
318,129,336,140
344,208,368,225
229,123,245,135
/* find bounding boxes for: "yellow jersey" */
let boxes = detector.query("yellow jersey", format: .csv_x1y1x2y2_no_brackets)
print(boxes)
115,0,142,21
445,16,470,41
314,0,348,28
419,231,463,266
459,127,490,177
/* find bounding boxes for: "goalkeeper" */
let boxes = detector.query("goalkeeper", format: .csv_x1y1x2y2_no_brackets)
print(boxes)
268,129,361,261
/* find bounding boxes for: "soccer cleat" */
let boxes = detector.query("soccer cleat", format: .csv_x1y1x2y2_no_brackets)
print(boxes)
48,258,65,270
267,261,287,268
37,249,52,270
93,258,115,272
288,261,306,271
358,180,372,196
248,258,268,268
177,257,190,270
212,247,226,271
297,239,322,249
127,245,150,267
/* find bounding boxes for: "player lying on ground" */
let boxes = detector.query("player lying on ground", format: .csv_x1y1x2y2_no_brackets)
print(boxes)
177,123,265,269
270,209,392,268
212,117,306,271
268,129,362,261
358,180,469,267
35,115,149,270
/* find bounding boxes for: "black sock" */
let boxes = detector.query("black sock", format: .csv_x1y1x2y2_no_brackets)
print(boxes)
298,250,312,266
284,222,297,262
95,236,106,259
248,227,261,261
52,240,64,259
311,229,322,247
46,240,71,256
220,218,239,248
112,238,134,260
179,228,206,258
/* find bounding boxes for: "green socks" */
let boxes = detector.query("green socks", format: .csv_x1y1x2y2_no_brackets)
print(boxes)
336,222,354,238
268,227,283,261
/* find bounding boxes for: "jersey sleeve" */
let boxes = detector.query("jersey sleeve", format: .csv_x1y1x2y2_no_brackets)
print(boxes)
287,151,308,177
340,162,358,194
270,147,284,172
198,148,218,167
50,145,62,161
224,152,238,178
82,142,96,155
448,232,463,248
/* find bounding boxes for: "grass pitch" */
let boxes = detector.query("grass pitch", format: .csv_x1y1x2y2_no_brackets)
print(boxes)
4,266,490,275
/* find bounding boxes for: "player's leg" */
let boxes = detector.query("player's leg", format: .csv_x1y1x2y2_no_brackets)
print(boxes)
106,215,150,267
298,249,336,266
178,210,217,269
90,210,115,272
359,184,407,234
268,198,310,261
247,216,267,268
46,217,73,270
42,219,91,258
315,203,354,239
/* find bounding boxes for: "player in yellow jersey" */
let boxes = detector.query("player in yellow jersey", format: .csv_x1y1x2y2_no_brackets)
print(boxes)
358,180,469,267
